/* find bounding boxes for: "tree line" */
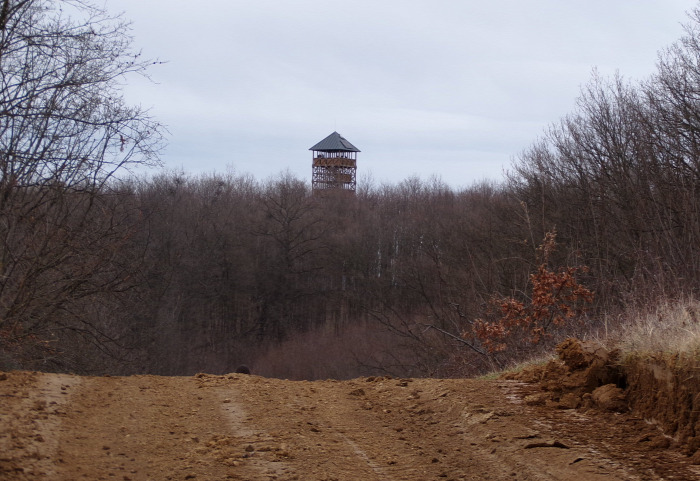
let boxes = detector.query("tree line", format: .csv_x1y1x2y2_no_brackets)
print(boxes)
4,1,700,378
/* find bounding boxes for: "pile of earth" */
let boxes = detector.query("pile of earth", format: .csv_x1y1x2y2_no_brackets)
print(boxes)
503,338,700,463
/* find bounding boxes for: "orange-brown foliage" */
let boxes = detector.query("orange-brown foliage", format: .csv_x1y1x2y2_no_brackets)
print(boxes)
469,231,593,353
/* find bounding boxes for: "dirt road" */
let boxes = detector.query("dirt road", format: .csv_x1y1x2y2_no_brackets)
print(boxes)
0,370,697,480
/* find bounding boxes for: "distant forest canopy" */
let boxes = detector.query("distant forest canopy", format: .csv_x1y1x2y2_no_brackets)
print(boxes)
4,1,700,378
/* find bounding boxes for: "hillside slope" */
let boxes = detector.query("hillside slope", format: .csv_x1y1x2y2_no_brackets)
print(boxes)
0,370,697,480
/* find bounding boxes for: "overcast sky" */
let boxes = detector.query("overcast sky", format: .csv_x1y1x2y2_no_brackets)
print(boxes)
108,1,698,188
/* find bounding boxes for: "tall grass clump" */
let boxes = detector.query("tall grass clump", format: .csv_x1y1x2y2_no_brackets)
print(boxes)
609,298,700,360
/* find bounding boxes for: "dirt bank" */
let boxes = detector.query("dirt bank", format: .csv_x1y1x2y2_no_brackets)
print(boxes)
624,353,700,459
2,367,699,480
505,338,700,466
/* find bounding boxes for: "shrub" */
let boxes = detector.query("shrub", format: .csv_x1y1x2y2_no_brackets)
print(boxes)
469,230,594,353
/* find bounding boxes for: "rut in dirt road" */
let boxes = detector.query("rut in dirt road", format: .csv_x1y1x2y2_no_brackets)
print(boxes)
0,371,698,480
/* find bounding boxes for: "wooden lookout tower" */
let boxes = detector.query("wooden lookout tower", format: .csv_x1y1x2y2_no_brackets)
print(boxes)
309,131,360,193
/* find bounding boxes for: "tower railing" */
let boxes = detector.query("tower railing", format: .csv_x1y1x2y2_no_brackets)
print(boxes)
313,157,356,168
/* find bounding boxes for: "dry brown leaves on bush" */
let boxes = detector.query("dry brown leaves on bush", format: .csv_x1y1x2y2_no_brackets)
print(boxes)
468,230,593,353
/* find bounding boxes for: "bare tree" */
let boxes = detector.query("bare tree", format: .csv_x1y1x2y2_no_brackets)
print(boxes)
0,0,164,370
252,173,328,340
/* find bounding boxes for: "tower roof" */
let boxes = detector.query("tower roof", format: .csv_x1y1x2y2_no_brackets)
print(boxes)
309,131,360,152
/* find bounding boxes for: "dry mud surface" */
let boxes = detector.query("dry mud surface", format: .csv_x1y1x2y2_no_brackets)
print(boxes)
1,370,698,480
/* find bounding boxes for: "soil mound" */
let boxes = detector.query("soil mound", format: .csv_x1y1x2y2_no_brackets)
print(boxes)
504,338,700,461
503,338,624,411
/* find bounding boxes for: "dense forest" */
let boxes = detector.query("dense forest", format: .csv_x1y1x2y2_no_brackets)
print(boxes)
4,1,700,379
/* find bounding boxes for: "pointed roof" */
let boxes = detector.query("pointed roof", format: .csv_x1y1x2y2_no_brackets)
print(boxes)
309,131,360,152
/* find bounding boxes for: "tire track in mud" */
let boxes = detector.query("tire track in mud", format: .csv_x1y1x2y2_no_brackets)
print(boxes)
217,375,648,480
47,373,274,481
0,372,80,480
2,371,699,480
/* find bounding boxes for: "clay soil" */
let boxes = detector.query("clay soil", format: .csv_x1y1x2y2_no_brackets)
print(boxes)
1,370,698,481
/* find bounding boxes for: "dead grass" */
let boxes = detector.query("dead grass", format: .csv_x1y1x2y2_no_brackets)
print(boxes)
483,297,700,379
479,353,555,380
604,297,700,360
